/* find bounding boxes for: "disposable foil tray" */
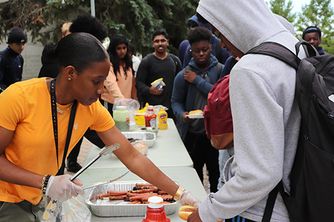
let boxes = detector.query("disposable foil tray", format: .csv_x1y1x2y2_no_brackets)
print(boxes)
86,181,178,217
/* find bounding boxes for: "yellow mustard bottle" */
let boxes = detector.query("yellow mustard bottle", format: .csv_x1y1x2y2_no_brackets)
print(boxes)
158,108,168,130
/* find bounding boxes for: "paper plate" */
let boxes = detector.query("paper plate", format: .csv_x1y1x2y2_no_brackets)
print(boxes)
187,114,204,119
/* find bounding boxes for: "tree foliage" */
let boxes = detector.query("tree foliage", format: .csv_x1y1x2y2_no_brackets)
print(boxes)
297,0,334,54
268,0,334,54
0,0,198,55
269,0,296,23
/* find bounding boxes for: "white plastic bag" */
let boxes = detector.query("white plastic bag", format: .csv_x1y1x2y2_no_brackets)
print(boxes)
60,195,91,222
40,195,91,222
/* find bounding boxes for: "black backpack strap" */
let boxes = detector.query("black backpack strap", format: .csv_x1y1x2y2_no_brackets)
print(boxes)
247,42,300,70
169,54,181,74
261,181,284,222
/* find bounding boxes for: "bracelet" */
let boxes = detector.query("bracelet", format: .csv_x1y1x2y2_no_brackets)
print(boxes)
41,175,51,195
173,186,185,201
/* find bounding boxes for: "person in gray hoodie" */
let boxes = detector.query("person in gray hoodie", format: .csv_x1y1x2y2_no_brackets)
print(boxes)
187,0,306,222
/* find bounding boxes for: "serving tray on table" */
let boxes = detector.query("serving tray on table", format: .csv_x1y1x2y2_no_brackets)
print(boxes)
86,181,178,217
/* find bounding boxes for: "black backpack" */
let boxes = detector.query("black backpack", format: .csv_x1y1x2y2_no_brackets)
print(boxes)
248,41,334,222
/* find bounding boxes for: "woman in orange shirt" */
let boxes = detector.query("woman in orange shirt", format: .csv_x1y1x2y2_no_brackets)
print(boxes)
102,35,137,112
0,33,196,221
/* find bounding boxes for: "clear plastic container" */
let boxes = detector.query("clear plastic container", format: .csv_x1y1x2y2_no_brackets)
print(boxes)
113,106,129,131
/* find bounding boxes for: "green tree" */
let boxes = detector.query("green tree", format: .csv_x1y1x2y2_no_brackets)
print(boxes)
0,0,198,55
269,0,296,23
297,0,334,54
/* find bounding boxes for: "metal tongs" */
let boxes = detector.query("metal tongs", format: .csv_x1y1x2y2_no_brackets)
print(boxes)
70,143,120,181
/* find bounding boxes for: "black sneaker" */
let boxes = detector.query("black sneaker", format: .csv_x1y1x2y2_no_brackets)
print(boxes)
67,161,82,173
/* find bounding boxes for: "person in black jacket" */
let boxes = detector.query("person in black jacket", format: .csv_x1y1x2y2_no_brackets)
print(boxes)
0,27,27,92
136,29,181,118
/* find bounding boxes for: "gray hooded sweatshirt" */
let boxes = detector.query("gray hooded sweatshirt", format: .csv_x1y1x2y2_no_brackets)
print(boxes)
197,1,306,221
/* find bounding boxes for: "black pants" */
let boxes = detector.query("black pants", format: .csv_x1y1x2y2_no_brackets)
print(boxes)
67,129,105,163
184,132,219,192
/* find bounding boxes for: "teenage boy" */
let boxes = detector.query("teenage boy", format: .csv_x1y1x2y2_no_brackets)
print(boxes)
302,26,325,55
172,26,223,192
0,27,27,92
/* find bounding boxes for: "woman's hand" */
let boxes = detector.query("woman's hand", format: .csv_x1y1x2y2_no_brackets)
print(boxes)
45,175,83,202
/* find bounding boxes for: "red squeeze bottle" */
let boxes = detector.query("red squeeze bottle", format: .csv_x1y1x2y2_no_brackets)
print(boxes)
142,196,170,222
145,105,157,128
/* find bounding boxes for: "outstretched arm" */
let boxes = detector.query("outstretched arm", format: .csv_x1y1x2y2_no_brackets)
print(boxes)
97,126,179,195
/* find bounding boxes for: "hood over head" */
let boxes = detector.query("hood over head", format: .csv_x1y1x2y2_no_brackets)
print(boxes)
197,0,293,53
187,14,212,31
274,14,295,35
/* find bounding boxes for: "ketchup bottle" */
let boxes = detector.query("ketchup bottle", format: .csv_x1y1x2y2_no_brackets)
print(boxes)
142,196,170,222
145,105,157,128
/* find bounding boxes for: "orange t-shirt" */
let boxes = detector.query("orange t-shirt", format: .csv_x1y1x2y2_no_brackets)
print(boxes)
0,78,114,204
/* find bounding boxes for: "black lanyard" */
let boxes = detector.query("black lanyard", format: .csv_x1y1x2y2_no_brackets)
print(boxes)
50,79,78,175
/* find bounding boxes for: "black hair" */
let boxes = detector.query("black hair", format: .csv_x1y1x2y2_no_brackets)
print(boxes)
108,35,133,80
55,32,109,72
41,43,57,65
38,43,59,78
127,43,136,56
152,29,169,40
187,26,212,45
302,26,322,39
70,15,107,41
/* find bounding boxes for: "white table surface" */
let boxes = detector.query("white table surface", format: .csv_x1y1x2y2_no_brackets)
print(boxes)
78,166,207,222
83,119,193,168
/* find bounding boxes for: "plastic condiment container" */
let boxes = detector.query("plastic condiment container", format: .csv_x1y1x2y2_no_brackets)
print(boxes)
142,196,170,222
157,108,168,130
145,106,157,128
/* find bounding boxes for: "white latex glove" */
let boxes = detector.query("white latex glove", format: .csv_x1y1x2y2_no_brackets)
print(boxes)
45,175,83,202
180,190,200,207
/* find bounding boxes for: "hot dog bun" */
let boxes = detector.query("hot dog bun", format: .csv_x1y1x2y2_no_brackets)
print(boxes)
178,205,197,221
188,110,203,116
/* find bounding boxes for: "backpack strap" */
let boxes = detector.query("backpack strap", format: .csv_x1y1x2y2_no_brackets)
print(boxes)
261,181,284,222
169,54,181,75
215,62,224,79
247,42,300,70
295,41,318,57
